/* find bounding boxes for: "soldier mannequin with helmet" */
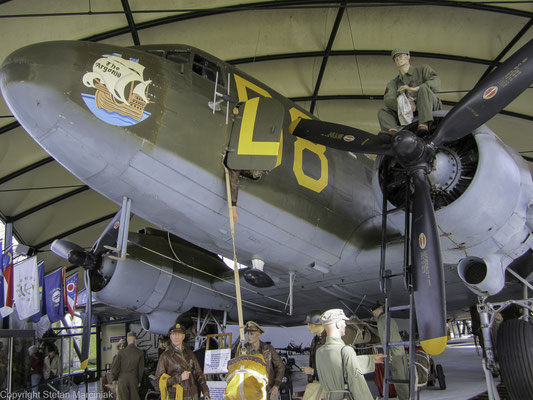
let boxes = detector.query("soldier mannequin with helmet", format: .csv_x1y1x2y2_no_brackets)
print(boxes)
378,48,442,138
237,321,285,400
302,310,326,382
302,310,327,400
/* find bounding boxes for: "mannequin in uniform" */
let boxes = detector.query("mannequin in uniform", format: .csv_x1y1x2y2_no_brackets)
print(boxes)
378,48,442,137
371,302,410,400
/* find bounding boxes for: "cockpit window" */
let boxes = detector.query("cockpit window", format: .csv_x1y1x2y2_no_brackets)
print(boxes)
192,54,224,86
167,51,190,64
146,50,165,58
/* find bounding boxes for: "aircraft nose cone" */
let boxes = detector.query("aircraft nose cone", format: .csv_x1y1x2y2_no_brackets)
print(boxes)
0,41,115,180
1,42,88,139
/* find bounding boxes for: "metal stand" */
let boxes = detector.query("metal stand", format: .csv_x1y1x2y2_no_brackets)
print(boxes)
105,196,131,261
380,170,417,400
194,309,229,350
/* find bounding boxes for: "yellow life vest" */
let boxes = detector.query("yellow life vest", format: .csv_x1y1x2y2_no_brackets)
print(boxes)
159,373,184,400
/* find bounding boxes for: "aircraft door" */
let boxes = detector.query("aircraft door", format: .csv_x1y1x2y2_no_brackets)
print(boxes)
226,97,284,171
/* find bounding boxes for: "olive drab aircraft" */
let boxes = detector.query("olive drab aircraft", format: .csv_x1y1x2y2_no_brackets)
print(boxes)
1,39,533,368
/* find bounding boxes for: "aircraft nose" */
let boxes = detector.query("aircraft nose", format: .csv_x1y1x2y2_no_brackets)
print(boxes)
1,41,89,140
0,41,120,180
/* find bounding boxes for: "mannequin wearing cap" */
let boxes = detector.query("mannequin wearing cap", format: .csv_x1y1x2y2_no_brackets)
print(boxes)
302,310,326,383
370,303,409,400
43,344,60,381
156,323,210,400
315,309,386,400
378,48,442,137
111,331,145,400
237,321,285,400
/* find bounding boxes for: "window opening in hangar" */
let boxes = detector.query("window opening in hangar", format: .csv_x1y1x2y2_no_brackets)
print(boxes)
192,54,224,86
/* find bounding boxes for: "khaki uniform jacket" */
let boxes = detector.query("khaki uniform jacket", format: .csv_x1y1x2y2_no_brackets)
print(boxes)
238,341,286,391
110,344,144,383
316,337,375,400
383,65,441,112
309,330,326,382
155,345,209,399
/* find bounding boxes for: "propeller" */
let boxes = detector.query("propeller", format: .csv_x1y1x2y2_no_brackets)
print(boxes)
290,38,533,355
50,210,124,370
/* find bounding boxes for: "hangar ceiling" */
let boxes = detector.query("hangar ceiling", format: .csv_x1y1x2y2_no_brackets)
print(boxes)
1,0,533,278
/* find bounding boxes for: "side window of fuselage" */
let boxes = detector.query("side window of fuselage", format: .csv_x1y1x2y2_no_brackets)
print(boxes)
167,51,190,64
192,54,224,87
167,51,190,74
146,50,165,58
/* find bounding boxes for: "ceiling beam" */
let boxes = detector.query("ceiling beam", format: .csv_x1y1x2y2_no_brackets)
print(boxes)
120,0,140,46
0,121,20,135
7,186,89,223
79,0,533,42
477,17,533,83
228,49,493,67
310,2,346,114
0,157,54,186
34,212,116,250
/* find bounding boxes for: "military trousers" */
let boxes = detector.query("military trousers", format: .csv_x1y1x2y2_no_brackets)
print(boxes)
378,85,441,131
391,354,410,400
118,377,141,400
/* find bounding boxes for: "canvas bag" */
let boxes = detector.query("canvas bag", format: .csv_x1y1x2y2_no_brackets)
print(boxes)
397,92,415,125
224,354,269,400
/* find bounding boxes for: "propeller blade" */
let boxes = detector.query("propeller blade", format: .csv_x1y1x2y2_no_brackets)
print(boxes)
51,239,97,269
432,38,533,145
80,269,92,370
410,169,447,355
51,239,84,260
289,118,393,155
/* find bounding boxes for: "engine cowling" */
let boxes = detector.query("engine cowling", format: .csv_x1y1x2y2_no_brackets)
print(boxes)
378,116,533,296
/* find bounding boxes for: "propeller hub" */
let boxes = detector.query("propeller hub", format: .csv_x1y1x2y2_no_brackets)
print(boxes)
392,130,427,165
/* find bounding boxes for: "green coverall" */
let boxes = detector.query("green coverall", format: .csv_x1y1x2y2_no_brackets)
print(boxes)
377,313,410,400
378,65,442,131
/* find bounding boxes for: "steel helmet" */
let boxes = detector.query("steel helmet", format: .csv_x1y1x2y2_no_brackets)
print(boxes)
305,310,323,325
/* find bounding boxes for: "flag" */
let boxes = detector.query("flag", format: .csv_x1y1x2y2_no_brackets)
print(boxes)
32,261,45,322
65,273,78,317
44,268,64,323
0,244,14,318
13,256,40,320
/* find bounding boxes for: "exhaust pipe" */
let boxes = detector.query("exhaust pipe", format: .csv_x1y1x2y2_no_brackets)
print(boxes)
140,310,181,335
458,254,506,296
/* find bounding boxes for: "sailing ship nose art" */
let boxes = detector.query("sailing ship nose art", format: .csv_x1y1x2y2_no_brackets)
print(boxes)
81,53,152,126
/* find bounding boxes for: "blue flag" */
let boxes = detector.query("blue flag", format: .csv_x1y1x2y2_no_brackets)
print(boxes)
44,268,64,323
32,261,45,322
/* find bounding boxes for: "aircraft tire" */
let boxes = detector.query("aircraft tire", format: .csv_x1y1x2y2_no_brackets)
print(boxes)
436,364,446,390
496,319,533,400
